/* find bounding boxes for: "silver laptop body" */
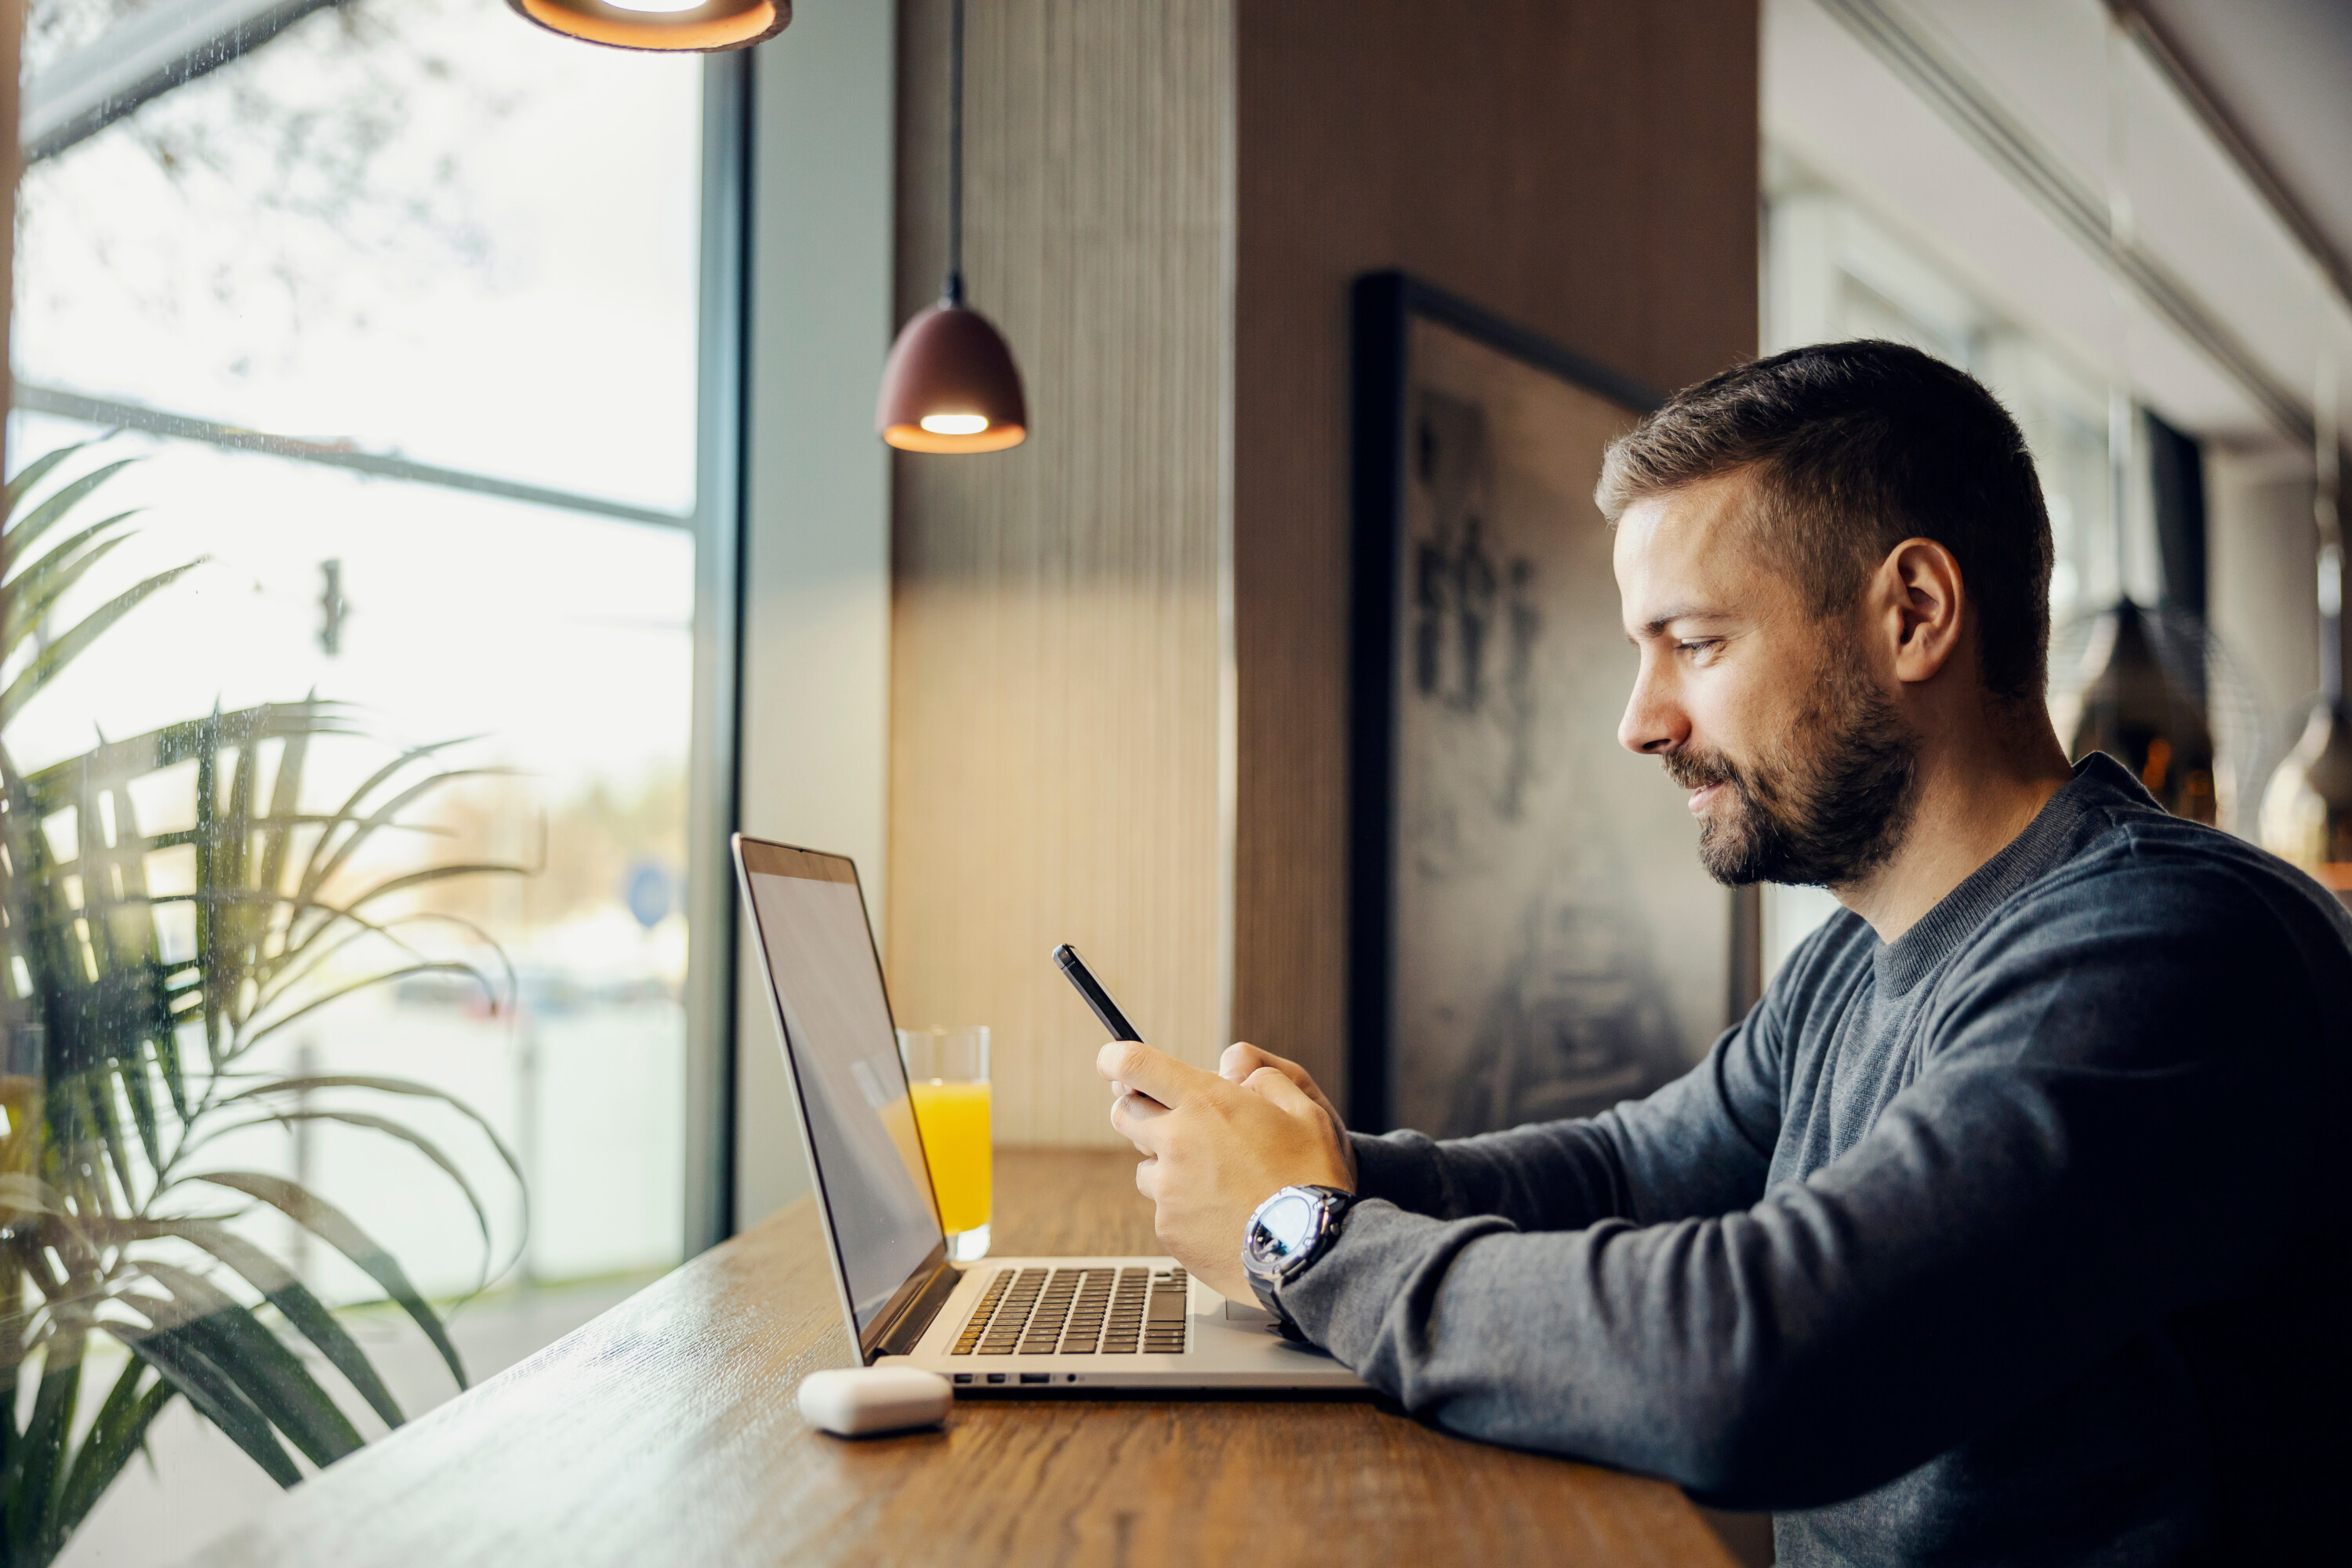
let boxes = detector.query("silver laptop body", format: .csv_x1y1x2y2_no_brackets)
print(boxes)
732,833,1363,1394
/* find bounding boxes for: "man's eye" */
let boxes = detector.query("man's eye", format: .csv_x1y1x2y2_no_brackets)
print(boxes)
1675,639,1719,658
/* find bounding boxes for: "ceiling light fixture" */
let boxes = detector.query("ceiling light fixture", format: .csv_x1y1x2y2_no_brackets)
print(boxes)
877,0,1027,454
507,0,788,53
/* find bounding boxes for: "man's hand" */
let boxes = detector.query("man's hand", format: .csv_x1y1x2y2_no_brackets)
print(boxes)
1216,1043,1357,1189
1099,1040,1354,1301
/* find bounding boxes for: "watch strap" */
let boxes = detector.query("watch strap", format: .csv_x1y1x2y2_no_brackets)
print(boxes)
1247,1264,1305,1341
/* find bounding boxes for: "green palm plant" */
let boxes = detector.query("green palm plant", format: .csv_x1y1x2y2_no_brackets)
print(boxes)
0,444,531,1564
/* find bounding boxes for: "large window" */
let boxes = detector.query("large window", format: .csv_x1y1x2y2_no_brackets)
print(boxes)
8,2,722,1559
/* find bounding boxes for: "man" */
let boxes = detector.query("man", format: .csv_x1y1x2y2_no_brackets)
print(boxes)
1098,341,2350,1565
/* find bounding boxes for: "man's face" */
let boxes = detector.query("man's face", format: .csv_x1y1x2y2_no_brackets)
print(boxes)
1613,471,1918,889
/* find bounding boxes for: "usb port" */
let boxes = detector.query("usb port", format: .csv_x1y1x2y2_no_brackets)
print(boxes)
985,1373,1006,1385
1019,1373,1051,1385
953,1374,972,1385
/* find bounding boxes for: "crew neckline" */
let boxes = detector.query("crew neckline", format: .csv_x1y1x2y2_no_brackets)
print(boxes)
1874,753,2153,996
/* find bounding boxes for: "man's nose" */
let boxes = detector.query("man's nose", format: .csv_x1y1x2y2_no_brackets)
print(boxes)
1617,658,1687,757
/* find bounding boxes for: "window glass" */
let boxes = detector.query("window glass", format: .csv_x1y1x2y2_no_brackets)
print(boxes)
8,2,705,1559
18,0,702,512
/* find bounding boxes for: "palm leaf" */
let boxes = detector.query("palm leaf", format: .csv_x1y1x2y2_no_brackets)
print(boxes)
287,737,483,898
3,521,137,657
0,1257,22,1417
183,1171,467,1389
129,1216,404,1429
132,1261,363,1469
234,960,494,1053
151,891,509,1038
223,1076,523,1182
103,1319,301,1489
0,1330,82,1560
119,1047,165,1179
244,913,507,1026
250,703,312,931
0,1177,100,1266
316,860,537,930
0,560,205,725
286,770,517,943
198,1109,494,1277
2,442,93,522
52,1358,174,1548
84,1073,140,1219
0,1174,64,1218
218,1073,529,1285
2,459,135,568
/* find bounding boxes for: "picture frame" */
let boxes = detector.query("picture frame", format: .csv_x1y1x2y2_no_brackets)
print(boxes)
1346,271,1762,1135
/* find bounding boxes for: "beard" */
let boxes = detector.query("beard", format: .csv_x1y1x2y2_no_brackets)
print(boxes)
1663,649,1920,889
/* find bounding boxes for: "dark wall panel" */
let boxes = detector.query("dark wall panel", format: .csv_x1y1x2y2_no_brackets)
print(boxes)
1230,0,1762,1096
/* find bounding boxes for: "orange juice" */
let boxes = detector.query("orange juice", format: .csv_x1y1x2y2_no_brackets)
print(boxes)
909,1079,992,1234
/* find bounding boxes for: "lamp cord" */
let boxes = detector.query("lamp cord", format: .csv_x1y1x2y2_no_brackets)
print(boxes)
946,0,966,307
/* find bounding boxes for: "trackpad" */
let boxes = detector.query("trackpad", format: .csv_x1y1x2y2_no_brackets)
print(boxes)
1223,1298,1277,1325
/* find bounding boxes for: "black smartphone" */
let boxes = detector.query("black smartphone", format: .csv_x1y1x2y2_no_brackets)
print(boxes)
1051,944,1145,1043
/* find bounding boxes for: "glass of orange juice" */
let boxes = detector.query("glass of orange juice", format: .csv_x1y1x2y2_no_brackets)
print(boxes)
898,1025,991,1261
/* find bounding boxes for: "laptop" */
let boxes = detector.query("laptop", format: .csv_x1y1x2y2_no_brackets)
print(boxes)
733,833,1367,1394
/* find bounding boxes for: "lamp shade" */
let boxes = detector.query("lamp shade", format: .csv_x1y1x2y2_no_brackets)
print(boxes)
2260,700,2352,886
877,303,1028,454
506,0,788,53
2066,598,2218,822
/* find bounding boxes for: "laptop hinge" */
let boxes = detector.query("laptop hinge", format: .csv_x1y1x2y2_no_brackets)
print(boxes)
873,1261,963,1360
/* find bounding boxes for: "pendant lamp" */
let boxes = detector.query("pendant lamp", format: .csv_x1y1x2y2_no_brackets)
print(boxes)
877,0,1028,454
507,0,788,53
2060,397,2221,822
2067,597,2220,822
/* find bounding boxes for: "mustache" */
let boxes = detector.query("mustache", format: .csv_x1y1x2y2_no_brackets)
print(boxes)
1662,750,1741,792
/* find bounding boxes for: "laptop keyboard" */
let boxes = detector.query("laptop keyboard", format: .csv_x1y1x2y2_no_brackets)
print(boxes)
949,1265,1189,1356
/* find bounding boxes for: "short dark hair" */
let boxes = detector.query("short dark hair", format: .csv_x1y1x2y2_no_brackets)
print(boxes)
1596,340,2054,706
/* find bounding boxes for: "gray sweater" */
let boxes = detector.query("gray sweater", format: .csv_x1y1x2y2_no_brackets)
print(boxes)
1279,755,2351,1566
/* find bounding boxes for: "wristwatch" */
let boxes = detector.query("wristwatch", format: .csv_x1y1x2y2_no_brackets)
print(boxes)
1241,1185,1356,1339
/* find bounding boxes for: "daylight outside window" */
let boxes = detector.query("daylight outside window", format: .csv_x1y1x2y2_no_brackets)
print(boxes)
4,2,711,1559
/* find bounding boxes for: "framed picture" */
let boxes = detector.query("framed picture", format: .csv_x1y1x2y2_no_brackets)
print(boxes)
1346,272,1759,1136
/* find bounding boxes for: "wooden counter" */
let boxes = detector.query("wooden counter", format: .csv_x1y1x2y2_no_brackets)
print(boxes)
194,1149,1736,1567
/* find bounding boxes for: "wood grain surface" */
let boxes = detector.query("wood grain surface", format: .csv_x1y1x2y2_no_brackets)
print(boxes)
192,1149,1735,1568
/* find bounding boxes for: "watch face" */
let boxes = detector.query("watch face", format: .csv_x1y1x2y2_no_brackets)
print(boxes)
1248,1190,1321,1269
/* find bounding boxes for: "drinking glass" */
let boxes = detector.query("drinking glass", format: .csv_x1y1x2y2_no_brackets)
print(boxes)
897,1025,992,1261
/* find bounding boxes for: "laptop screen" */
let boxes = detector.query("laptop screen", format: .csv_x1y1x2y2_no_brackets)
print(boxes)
738,844,943,1338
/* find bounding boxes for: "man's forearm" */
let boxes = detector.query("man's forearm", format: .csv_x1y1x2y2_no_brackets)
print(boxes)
1346,1123,1632,1229
1346,1031,1779,1232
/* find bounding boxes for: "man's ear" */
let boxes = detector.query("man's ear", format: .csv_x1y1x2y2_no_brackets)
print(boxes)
1880,538,1966,686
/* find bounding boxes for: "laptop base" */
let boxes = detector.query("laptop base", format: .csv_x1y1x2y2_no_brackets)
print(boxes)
881,1254,1367,1394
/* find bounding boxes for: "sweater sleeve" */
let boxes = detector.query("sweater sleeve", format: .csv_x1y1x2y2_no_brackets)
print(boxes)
1345,928,1805,1232
1279,855,2327,1508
